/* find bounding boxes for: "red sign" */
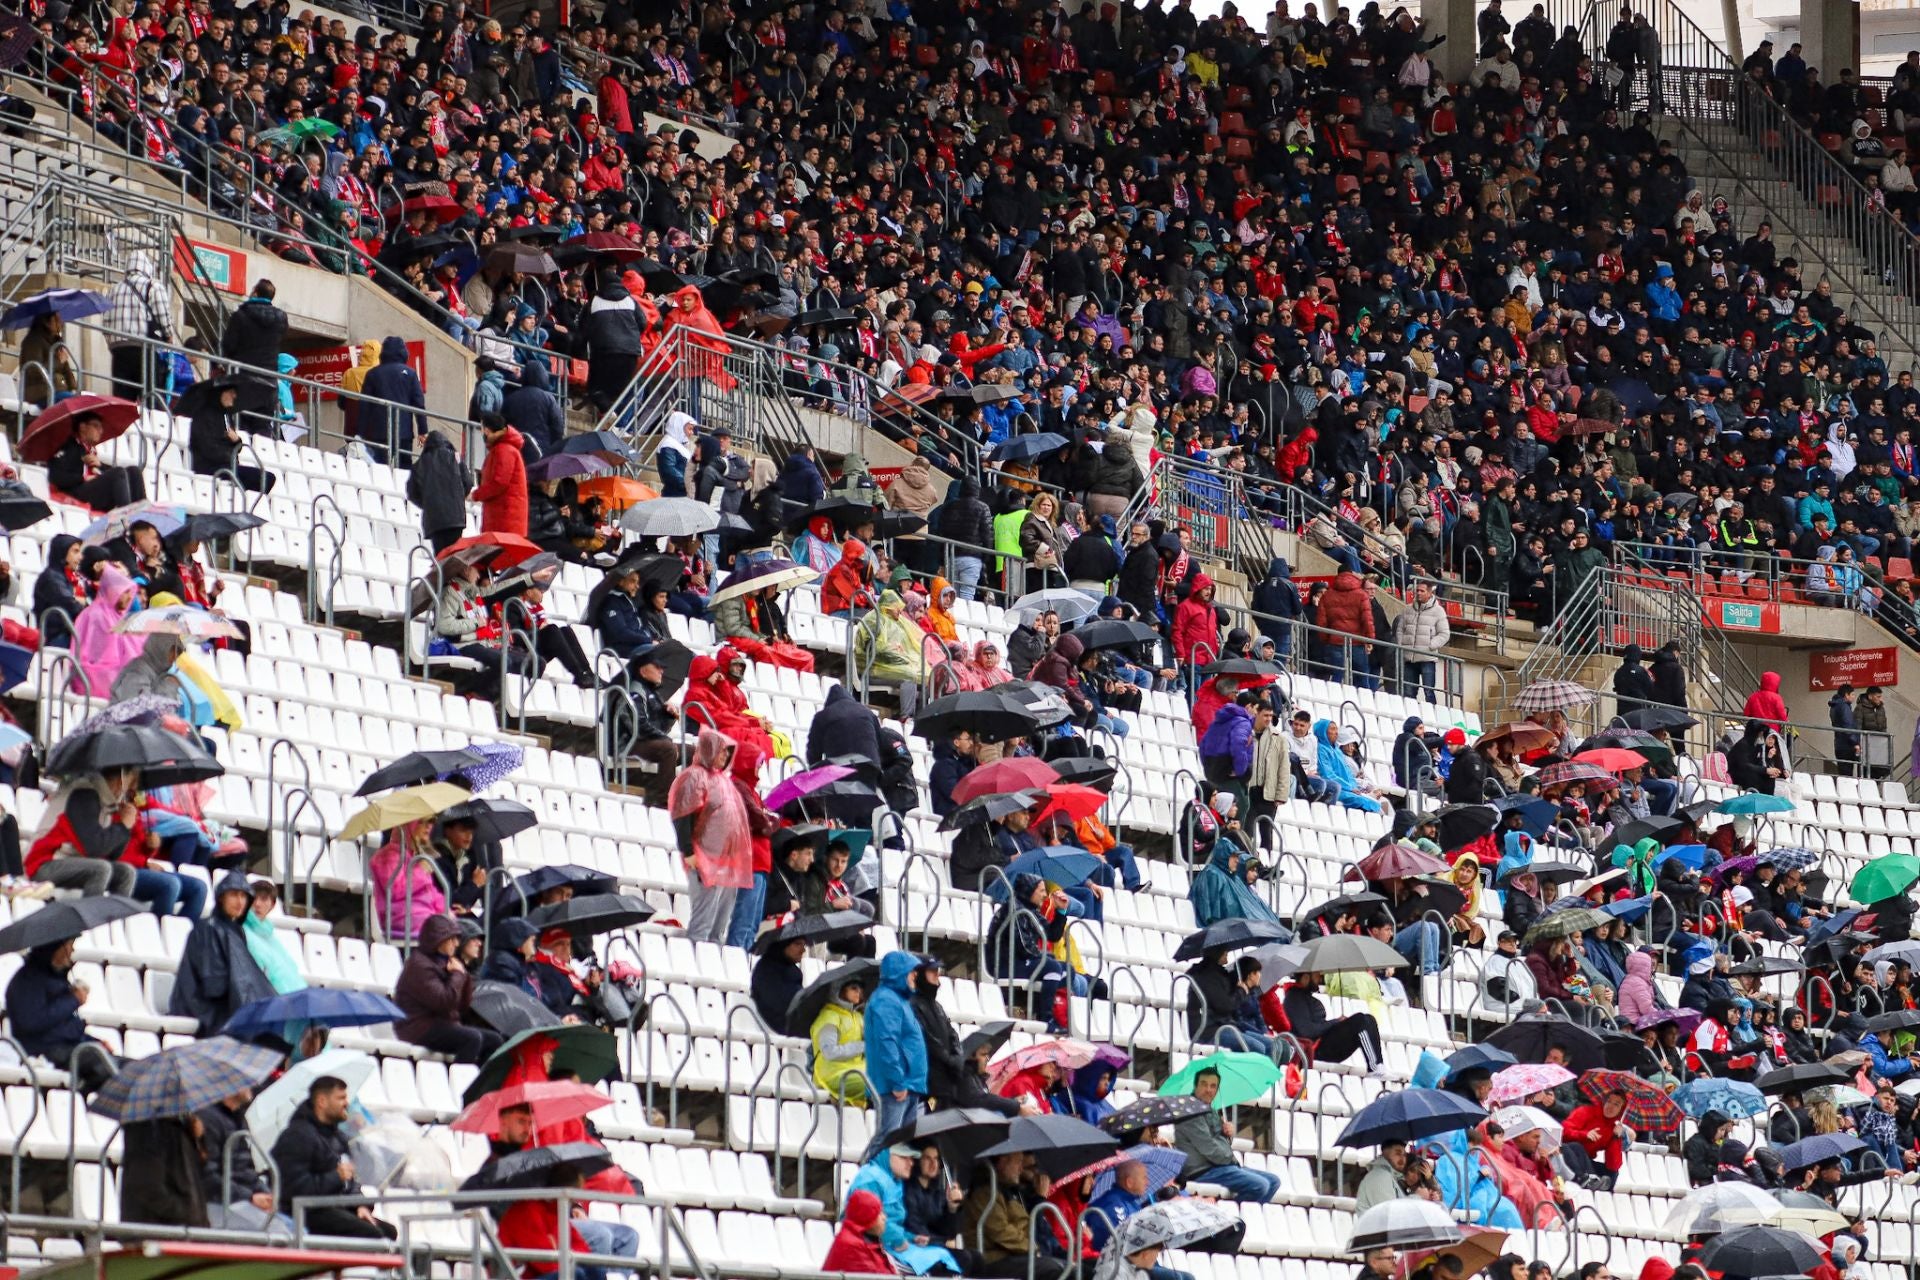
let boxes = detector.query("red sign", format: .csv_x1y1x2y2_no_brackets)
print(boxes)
1810,647,1900,690
174,238,246,295
292,341,427,401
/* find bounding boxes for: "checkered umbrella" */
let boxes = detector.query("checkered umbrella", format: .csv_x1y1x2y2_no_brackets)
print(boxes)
1576,1068,1683,1135
1533,761,1616,790
1760,847,1822,872
1509,681,1596,714
91,1037,284,1122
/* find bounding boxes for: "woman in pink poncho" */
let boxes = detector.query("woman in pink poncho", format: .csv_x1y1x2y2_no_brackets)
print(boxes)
966,640,1012,689
371,816,449,941
70,563,145,694
668,726,752,945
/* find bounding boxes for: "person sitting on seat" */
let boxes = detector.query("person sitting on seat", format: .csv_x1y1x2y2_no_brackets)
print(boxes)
809,969,869,1105
49,411,148,511
393,913,503,1063
1172,1066,1281,1202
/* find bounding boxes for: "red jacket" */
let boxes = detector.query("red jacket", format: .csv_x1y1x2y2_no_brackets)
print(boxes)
822,1191,895,1275
821,540,872,615
1561,1102,1626,1171
1171,572,1219,664
1316,570,1375,638
473,428,529,535
497,1201,588,1277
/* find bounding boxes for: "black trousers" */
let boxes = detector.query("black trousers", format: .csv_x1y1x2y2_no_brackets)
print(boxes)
1312,1012,1382,1071
429,527,463,553
535,625,594,682
630,737,678,809
65,466,146,511
109,344,156,402
305,1206,399,1240
410,1021,502,1064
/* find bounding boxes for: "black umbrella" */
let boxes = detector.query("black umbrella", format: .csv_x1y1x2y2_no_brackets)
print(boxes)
876,1106,1015,1172
961,1022,1017,1060
1620,707,1699,732
1612,815,1686,848
560,431,639,464
441,797,539,843
468,980,563,1037
871,511,926,541
356,748,486,796
1697,1226,1824,1277
181,511,266,543
1863,1009,1920,1035
1301,891,1388,923
0,480,50,532
499,864,618,914
1071,618,1161,653
1049,757,1118,791
1174,919,1293,961
770,823,834,861
978,1114,1118,1177
526,893,657,936
0,894,144,954
631,638,695,702
793,307,862,330
997,681,1074,730
1727,955,1805,978
937,789,1047,831
913,690,1042,742
170,378,242,420
1432,804,1500,849
787,959,879,1038
46,722,222,786
780,493,876,535
776,779,880,819
1098,1095,1212,1139
751,910,874,954
486,244,560,276
630,260,695,292
505,224,565,244
1197,657,1285,678
461,1141,613,1194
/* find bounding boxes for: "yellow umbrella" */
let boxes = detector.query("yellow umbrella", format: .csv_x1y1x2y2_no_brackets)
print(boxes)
338,782,470,842
174,652,242,730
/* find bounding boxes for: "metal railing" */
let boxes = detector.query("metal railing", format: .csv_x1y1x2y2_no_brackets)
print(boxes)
602,325,812,470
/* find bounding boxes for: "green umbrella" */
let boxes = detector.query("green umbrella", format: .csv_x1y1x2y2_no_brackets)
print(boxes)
1521,906,1611,946
254,118,341,147
1157,1051,1285,1111
1851,854,1920,904
461,1024,621,1105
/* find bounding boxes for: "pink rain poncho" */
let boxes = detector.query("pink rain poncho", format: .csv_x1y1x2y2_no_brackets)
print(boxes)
668,727,752,889
71,563,145,694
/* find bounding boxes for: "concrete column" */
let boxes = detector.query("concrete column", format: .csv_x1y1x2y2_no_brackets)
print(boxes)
1802,0,1862,79
1421,0,1479,82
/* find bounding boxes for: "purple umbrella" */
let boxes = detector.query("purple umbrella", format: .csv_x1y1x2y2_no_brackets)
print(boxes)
1089,1143,1187,1202
1634,1008,1703,1037
1705,855,1759,887
765,764,855,813
526,453,613,482
458,742,525,792
74,693,182,735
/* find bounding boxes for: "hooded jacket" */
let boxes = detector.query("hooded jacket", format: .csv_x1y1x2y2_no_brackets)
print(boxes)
863,951,929,1096
1199,701,1255,775
357,336,426,449
1617,949,1659,1024
393,913,473,1045
170,872,276,1035
33,533,85,648
6,942,98,1064
1614,645,1656,712
1743,672,1789,731
1250,558,1301,642
936,475,993,550
777,452,826,508
822,1190,895,1275
667,727,753,888
1172,572,1219,664
1682,1109,1732,1185
1316,569,1376,638
807,684,883,775
1086,441,1145,498
1393,716,1435,789
502,358,564,457
407,429,472,537
473,426,529,535
1651,642,1689,707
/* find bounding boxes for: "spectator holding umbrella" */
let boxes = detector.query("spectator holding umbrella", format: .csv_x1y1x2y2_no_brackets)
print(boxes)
47,410,148,512
371,815,450,941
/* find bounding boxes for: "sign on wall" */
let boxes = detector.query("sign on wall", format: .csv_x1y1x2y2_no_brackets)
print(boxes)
175,239,246,295
1703,600,1781,633
291,341,427,401
1809,647,1900,690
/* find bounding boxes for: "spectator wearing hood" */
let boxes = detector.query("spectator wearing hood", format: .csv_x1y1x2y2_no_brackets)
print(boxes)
394,913,501,1063
1743,672,1790,731
933,476,993,600
1172,572,1220,666
5,936,115,1090
822,539,875,616
583,271,645,412
33,533,88,649
822,1189,894,1275
355,336,426,465
862,950,930,1159
1651,642,1689,707
170,872,276,1036
478,917,543,999
187,380,274,493
669,727,754,946
1250,558,1301,657
1393,716,1439,796
407,428,473,552
1682,1110,1736,1185
1614,645,1656,713
503,357,563,458
471,415,528,536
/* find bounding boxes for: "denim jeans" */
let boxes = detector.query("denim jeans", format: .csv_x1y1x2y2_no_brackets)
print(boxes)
1394,919,1445,975
1295,773,1340,804
1340,641,1376,690
951,554,984,601
575,1215,641,1280
1186,1164,1280,1203
131,868,208,919
865,1090,924,1161
1403,660,1437,701
1094,713,1130,738
724,871,768,950
1103,843,1142,891
1642,777,1678,816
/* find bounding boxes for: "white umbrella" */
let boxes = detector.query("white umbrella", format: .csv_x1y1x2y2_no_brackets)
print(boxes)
1010,587,1101,623
1662,1180,1778,1236
114,604,245,640
620,497,720,537
709,559,816,606
1491,1105,1562,1154
1347,1199,1462,1253
246,1048,377,1150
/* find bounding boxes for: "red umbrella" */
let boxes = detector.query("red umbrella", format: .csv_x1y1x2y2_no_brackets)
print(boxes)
1575,1068,1683,1135
1355,842,1450,881
19,394,139,464
556,231,648,261
1573,747,1649,772
452,1080,613,1135
387,194,463,224
436,532,543,570
950,757,1061,807
1033,783,1108,826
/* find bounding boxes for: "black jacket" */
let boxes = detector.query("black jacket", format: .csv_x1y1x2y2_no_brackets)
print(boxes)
503,359,564,457
807,685,882,772
197,1098,270,1204
1614,645,1656,712
5,945,94,1065
1445,746,1491,802
271,1100,360,1211
359,336,427,452
32,533,83,648
220,296,289,383
1250,558,1301,641
1062,533,1120,585
1085,445,1145,498
187,407,243,477
928,741,974,817
1007,624,1046,679
751,952,804,1036
170,881,276,1036
48,440,105,496
1117,543,1160,617
1651,643,1688,707
584,289,644,359
407,430,471,537
936,476,993,550
913,984,968,1109
1185,960,1240,1040
123,1117,209,1227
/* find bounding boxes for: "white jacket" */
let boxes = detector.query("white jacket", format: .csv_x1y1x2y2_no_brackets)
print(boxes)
1392,597,1452,653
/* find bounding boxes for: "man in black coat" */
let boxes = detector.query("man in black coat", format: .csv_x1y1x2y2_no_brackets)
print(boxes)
4,938,115,1091
583,272,644,412
928,731,977,817
503,357,564,458
406,428,472,552
48,411,147,511
187,381,274,492
934,475,993,599
751,936,807,1035
914,957,1010,1114
1650,642,1689,707
1062,514,1121,589
219,280,288,417
1613,644,1656,714
357,336,427,466
807,684,882,775
198,1089,286,1230
1116,521,1160,620
271,1076,397,1238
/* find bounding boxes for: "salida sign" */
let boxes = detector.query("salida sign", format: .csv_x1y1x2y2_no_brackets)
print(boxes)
291,341,427,401
1808,647,1900,690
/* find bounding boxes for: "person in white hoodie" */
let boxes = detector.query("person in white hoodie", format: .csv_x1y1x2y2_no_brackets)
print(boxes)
1390,580,1452,701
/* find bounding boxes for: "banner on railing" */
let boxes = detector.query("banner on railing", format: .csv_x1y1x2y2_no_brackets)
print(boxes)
1810,647,1900,690
1704,599,1780,633
175,238,246,294
291,340,427,399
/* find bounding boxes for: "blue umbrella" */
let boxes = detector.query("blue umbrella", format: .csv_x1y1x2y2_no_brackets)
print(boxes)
1491,794,1559,838
1717,792,1796,816
1089,1144,1187,1201
1443,1044,1518,1079
453,742,523,792
1775,1132,1866,1170
987,846,1108,899
1334,1087,1487,1147
1602,894,1655,922
1654,844,1709,871
1673,1078,1766,1120
0,286,108,331
0,641,31,694
1805,908,1864,945
994,432,1070,464
223,987,407,1039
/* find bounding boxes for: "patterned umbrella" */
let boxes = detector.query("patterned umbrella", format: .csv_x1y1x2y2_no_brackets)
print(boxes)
1634,1008,1704,1037
1486,1062,1576,1104
1522,906,1611,945
986,1038,1101,1089
1357,843,1450,880
1576,1068,1683,1134
91,1037,284,1122
1510,681,1596,714
1705,855,1760,887
460,742,525,792
1760,847,1822,872
1533,761,1616,790
1673,1078,1767,1119
1097,1095,1211,1138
